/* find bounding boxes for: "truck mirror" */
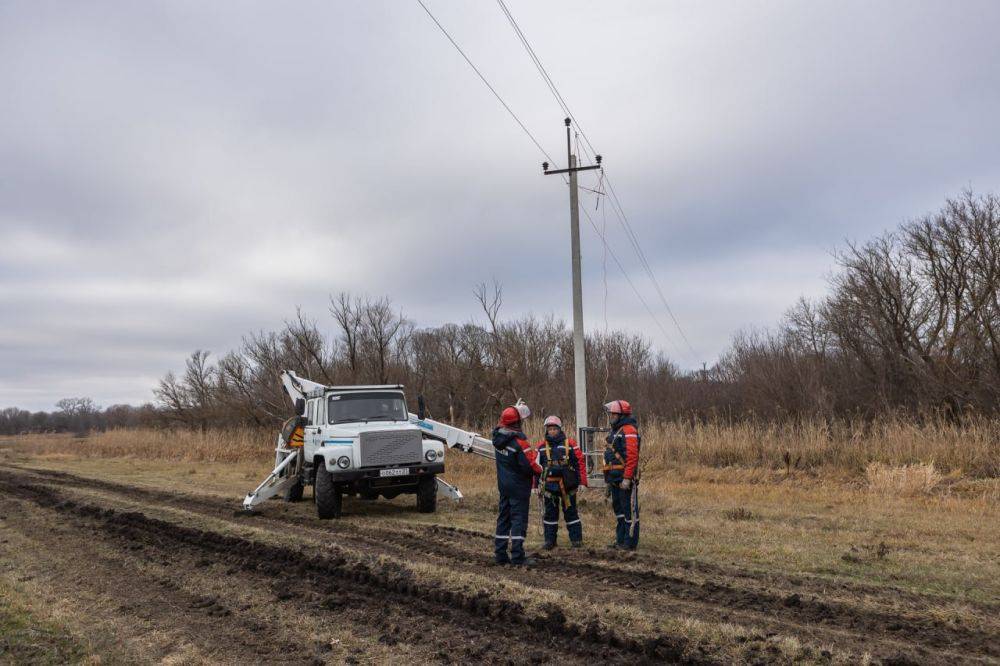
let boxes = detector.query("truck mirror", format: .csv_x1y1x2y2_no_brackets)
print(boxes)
417,395,426,420
294,398,305,416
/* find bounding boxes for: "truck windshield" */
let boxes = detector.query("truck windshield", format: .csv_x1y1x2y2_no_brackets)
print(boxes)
328,392,408,424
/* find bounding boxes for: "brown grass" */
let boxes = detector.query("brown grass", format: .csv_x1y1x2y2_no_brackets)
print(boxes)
9,448,1000,608
0,579,89,665
3,418,999,663
645,417,999,479
4,415,998,481
2,428,273,465
866,462,943,497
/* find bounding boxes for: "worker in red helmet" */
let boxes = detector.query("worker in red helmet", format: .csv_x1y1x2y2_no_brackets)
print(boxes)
534,415,587,549
492,401,542,566
602,400,641,550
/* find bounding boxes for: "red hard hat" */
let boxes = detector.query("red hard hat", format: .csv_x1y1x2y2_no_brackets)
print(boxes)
603,400,632,416
543,415,562,428
499,402,531,427
499,407,521,427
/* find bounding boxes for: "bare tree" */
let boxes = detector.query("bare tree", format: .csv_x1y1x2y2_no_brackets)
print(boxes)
330,293,363,383
474,279,518,405
359,296,412,384
284,308,335,385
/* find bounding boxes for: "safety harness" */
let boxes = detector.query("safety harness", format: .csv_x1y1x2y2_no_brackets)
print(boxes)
601,448,626,473
543,440,572,509
603,418,641,484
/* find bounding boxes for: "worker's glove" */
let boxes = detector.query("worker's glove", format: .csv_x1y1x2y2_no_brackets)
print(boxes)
621,478,633,490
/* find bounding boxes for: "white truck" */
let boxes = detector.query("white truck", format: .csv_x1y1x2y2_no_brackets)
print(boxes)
243,371,498,518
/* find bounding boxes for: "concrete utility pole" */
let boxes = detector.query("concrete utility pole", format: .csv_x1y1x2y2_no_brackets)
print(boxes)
543,118,601,433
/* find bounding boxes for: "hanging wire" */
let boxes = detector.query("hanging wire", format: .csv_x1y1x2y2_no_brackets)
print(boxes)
579,197,683,359
599,173,611,404
494,0,700,364
415,0,560,169
417,0,686,361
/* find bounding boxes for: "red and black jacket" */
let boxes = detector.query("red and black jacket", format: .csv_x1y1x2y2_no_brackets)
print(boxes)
603,416,640,484
493,427,543,499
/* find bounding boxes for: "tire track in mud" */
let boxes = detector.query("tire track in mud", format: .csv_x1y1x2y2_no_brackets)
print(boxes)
348,521,1000,663
0,502,311,663
23,465,997,615
423,523,1000,618
0,468,707,665
10,466,1000,664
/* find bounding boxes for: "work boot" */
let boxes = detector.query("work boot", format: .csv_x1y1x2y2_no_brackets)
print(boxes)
607,542,625,550
512,557,537,567
542,542,556,551
571,541,583,548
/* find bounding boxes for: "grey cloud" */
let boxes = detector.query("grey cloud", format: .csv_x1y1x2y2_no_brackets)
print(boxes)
2,0,999,409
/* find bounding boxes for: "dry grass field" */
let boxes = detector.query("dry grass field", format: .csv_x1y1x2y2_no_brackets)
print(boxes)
11,417,999,478
1,423,998,664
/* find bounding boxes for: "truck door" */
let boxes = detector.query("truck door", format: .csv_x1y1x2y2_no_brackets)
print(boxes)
303,399,323,456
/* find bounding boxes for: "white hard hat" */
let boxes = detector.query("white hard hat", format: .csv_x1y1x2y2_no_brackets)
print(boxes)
603,399,632,415
543,415,563,428
514,401,531,420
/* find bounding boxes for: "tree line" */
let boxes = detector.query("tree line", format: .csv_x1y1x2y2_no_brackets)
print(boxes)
3,191,997,435
149,284,685,430
0,398,158,436
721,191,1000,421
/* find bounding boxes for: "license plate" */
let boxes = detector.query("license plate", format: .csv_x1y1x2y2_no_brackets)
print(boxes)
379,468,409,477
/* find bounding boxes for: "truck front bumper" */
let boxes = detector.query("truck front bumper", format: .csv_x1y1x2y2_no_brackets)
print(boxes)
328,462,444,482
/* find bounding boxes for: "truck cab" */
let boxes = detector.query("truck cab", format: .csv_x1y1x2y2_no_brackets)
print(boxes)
292,381,444,518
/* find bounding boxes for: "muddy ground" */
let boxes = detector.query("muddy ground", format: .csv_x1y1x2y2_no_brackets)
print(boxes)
0,463,997,665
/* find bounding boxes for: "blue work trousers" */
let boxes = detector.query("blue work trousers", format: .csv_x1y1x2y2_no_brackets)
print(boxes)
542,492,582,545
495,493,530,563
609,482,640,549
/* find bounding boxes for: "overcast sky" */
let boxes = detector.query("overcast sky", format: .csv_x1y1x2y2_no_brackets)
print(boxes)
2,1,999,410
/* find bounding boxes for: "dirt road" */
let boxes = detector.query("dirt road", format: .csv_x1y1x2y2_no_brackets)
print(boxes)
1,463,997,664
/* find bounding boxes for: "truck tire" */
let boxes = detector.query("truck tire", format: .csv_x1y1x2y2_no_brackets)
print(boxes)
315,465,342,519
416,475,437,513
284,479,304,503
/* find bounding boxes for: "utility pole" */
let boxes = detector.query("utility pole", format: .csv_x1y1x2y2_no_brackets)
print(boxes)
543,118,601,433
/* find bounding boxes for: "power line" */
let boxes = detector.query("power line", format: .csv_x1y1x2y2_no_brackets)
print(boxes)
602,172,698,358
580,201,683,359
496,0,594,154
415,0,559,168
416,0,687,360
495,0,699,362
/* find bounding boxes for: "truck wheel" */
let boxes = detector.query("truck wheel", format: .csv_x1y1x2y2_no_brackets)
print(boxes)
284,479,304,503
315,465,342,519
416,475,437,513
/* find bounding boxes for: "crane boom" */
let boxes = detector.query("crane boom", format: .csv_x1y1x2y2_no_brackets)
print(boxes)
407,414,496,459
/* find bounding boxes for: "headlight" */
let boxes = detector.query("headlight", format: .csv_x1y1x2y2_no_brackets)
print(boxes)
425,449,438,462
336,456,351,469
